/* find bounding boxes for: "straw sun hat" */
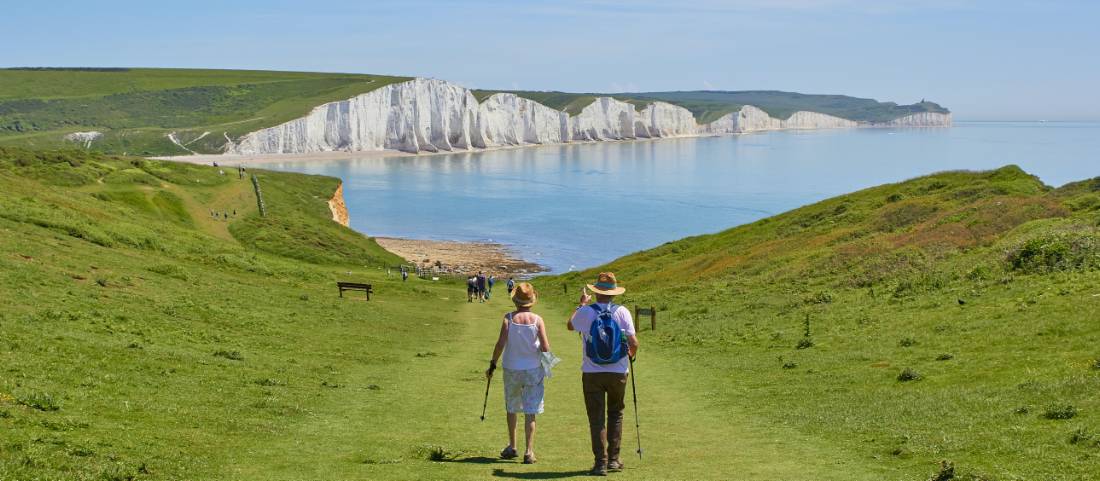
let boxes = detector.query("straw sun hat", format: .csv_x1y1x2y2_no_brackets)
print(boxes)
511,282,538,307
586,272,626,296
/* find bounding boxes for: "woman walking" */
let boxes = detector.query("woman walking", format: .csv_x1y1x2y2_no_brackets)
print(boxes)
485,283,552,464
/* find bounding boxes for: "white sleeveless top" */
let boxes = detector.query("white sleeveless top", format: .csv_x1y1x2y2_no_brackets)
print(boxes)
502,312,541,370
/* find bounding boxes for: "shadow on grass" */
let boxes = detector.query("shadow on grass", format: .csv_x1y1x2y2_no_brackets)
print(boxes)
444,456,505,464
491,468,591,479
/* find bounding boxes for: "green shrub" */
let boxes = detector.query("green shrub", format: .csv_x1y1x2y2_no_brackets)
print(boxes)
1043,405,1078,420
897,368,922,382
796,338,814,350
17,392,60,411
1007,231,1100,273
213,350,244,361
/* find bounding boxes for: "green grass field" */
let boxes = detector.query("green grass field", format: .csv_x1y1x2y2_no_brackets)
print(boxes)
0,68,410,156
1,148,1096,480
1,68,948,157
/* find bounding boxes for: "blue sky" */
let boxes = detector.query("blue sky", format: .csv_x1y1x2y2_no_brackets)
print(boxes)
3,0,1098,120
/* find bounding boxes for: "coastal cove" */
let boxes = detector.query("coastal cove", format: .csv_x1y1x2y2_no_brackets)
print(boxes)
261,121,1099,273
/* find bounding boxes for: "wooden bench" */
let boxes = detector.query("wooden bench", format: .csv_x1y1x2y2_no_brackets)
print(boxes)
337,282,373,300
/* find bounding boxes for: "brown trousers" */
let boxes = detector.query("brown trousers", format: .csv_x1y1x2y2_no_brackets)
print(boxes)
582,372,628,464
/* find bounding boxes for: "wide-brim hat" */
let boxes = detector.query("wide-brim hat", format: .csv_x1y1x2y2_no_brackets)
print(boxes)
511,282,538,307
587,272,626,296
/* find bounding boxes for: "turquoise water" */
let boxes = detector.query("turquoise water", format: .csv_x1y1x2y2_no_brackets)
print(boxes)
265,122,1099,273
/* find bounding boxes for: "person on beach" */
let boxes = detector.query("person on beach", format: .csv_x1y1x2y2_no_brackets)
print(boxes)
486,283,552,464
567,272,639,476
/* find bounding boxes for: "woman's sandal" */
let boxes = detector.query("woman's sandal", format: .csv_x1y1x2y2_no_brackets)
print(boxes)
523,453,537,464
499,446,518,460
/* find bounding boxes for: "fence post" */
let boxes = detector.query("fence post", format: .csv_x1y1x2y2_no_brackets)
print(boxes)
250,174,267,217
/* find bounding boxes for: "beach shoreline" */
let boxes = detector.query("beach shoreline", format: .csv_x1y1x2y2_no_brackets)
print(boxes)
374,237,547,278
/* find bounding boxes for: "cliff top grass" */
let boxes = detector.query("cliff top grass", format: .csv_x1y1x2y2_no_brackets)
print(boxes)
2,146,1098,480
0,68,411,156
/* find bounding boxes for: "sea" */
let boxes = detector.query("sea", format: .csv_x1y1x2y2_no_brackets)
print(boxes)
264,121,1100,273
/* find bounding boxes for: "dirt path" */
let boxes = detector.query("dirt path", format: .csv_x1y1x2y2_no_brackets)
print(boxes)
232,287,886,480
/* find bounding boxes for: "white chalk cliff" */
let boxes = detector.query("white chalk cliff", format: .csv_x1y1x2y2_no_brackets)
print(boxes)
229,78,950,156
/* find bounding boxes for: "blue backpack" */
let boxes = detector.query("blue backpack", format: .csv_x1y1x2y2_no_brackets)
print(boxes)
586,304,627,364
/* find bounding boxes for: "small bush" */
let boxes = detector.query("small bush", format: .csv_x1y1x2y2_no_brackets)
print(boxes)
1092,358,1100,370
1070,428,1100,447
0,410,11,419
928,461,954,481
213,350,243,361
886,193,904,203
1014,406,1030,415
1043,405,1078,420
899,337,919,347
254,378,286,387
782,361,798,369
796,338,815,350
16,392,60,412
897,368,922,382
936,353,954,361
1007,231,1100,273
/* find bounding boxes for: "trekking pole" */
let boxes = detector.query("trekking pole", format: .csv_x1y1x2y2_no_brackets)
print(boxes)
480,374,492,421
629,356,642,459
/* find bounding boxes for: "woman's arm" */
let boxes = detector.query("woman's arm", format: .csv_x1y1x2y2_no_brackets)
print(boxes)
537,318,551,352
486,317,509,379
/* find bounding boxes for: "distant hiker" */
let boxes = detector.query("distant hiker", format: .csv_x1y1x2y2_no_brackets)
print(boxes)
401,267,409,282
488,275,496,297
476,272,488,303
486,283,554,464
507,277,516,295
223,212,228,220
232,209,237,216
567,272,639,476
467,276,477,303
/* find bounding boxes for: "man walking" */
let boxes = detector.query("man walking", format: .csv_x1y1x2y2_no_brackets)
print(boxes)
567,272,639,476
476,272,488,303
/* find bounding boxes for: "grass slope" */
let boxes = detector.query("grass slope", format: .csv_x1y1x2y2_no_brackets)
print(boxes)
3,148,1096,480
0,68,410,156
546,167,1100,480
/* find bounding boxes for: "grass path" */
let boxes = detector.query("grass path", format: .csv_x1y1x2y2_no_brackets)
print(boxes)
227,290,890,480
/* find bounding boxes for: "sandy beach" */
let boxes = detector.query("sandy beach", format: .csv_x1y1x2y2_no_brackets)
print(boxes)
374,237,546,277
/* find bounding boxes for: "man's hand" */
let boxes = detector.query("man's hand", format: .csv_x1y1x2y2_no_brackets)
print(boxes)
578,290,592,306
486,360,497,380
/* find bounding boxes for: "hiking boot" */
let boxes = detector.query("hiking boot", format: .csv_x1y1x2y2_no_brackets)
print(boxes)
608,459,624,472
589,461,608,476
523,453,537,464
499,446,518,460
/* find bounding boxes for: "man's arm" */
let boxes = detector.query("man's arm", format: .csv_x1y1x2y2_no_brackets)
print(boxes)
567,290,593,331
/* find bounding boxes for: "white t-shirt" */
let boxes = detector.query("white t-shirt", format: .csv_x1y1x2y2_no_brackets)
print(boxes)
570,303,635,374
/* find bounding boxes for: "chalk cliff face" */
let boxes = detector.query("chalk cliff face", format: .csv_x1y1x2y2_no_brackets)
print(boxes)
232,78,481,155
636,102,699,138
474,93,570,147
703,106,856,134
875,112,953,127
229,78,950,156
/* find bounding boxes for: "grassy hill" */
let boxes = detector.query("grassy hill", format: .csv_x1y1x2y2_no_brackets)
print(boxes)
0,68,410,156
546,167,1100,480
1,68,947,157
3,147,1095,480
